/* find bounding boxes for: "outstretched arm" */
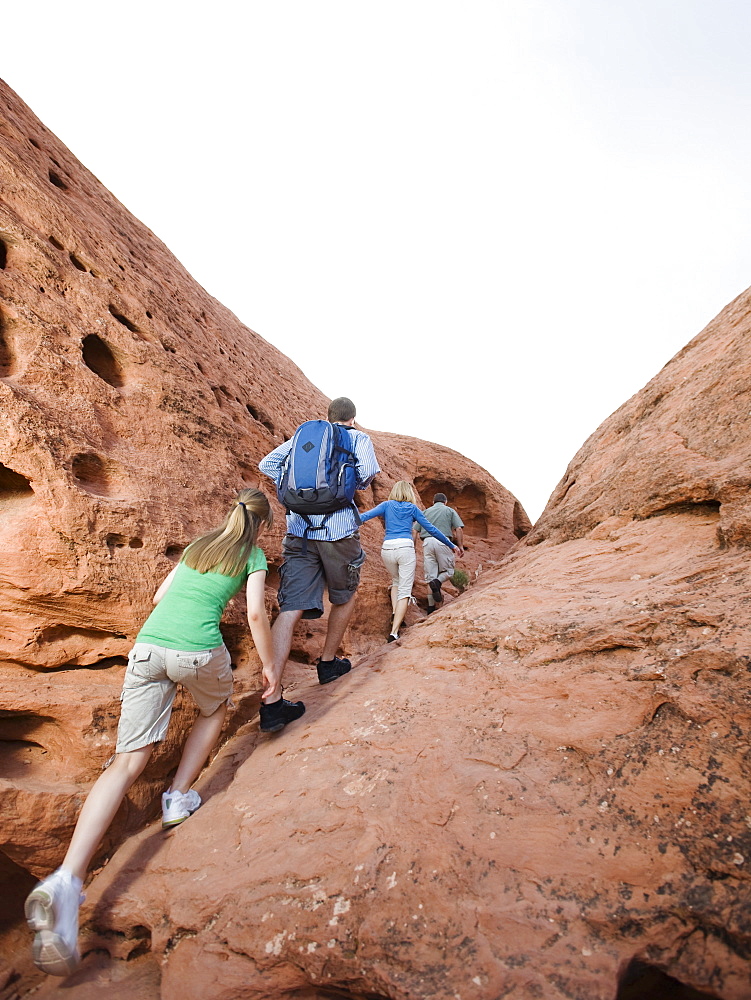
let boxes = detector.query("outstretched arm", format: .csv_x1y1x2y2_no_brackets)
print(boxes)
246,570,275,698
359,501,387,523
413,509,457,549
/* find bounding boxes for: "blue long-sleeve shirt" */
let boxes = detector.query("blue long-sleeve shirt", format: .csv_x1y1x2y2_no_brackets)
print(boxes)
360,500,454,547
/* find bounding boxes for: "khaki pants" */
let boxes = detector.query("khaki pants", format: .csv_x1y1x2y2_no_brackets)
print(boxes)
423,537,455,585
380,539,416,600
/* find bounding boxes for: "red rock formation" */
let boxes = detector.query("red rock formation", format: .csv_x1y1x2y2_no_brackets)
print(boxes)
57,311,749,1000
0,79,525,996
3,79,749,1000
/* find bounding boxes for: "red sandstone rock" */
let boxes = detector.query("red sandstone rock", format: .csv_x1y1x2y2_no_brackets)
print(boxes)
0,79,525,996
2,79,750,1000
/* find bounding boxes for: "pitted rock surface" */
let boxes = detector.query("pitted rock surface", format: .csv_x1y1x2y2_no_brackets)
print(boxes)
2,82,750,1000
0,80,525,997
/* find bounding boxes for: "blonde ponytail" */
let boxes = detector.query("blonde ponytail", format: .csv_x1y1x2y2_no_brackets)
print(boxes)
182,489,272,576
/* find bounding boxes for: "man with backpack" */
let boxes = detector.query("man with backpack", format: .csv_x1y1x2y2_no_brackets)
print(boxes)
258,397,380,731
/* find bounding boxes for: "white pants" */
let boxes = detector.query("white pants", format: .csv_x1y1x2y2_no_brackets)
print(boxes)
380,539,416,600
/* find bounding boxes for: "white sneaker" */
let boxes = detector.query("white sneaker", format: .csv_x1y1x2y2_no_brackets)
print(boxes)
25,867,83,976
161,788,201,828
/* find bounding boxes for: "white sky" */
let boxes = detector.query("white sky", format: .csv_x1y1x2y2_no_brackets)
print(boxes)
3,1,751,521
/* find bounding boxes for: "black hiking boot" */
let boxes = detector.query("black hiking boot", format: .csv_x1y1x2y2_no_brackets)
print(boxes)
429,578,444,604
316,656,352,685
259,697,306,733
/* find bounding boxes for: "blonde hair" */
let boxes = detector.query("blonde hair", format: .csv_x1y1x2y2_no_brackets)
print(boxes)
389,480,417,504
182,488,272,576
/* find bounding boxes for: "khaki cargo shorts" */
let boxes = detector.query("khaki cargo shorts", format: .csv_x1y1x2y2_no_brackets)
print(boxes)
277,532,366,619
116,642,232,753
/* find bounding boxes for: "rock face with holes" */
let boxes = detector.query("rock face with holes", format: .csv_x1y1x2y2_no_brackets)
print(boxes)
0,78,525,978
2,84,750,1000
10,284,751,1000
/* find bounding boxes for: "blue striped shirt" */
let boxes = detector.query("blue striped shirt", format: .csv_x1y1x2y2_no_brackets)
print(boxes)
259,426,380,541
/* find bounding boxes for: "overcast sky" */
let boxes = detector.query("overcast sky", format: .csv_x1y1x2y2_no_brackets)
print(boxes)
4,1,751,521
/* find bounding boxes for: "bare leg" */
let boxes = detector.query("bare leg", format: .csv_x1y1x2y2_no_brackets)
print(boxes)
61,747,153,882
321,597,357,661
170,703,227,793
391,596,409,635
390,584,398,613
265,609,303,702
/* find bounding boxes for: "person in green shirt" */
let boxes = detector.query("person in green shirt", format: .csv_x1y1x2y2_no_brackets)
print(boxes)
25,488,304,977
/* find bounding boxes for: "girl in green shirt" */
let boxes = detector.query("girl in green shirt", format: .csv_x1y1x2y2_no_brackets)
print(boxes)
25,489,304,977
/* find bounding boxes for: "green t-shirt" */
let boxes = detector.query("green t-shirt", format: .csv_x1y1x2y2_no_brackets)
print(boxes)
136,546,268,651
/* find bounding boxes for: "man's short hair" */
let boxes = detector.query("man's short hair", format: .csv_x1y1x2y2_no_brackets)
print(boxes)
328,397,356,423
434,493,447,504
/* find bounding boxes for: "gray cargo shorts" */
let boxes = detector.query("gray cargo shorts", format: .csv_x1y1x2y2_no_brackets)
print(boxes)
116,642,232,753
277,532,366,619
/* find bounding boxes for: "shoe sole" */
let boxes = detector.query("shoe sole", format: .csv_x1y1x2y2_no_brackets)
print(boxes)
317,666,351,685
162,804,200,829
162,815,190,829
32,931,80,976
430,582,444,603
259,721,287,732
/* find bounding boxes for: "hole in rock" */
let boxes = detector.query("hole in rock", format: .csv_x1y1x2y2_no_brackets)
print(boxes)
71,452,121,497
0,463,34,510
146,310,152,319
46,654,129,674
29,137,40,149
0,710,58,779
414,477,488,538
0,238,7,269
246,403,275,434
165,545,184,561
0,709,55,744
212,386,231,408
0,851,36,933
69,252,87,272
48,169,67,190
106,533,128,550
644,500,721,521
108,305,139,333
79,655,128,671
616,960,722,1000
82,334,125,388
49,235,64,251
129,537,143,548
0,315,15,377
238,461,258,486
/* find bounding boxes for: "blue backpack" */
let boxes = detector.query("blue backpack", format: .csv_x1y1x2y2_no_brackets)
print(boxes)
277,421,360,537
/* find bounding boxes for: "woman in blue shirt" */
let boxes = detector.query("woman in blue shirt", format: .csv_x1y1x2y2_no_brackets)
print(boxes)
360,481,459,641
